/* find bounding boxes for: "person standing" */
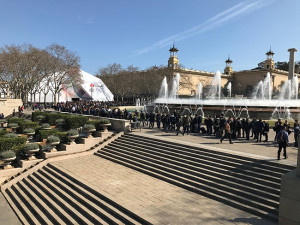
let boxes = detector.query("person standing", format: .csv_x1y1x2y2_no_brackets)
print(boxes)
220,120,233,144
182,114,191,136
294,119,299,147
276,126,289,160
197,114,202,133
263,121,269,142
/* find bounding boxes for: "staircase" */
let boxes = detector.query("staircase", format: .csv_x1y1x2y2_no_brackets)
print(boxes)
95,133,296,222
3,163,151,225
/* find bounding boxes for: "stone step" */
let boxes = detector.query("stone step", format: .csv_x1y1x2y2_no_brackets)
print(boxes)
94,150,279,222
22,177,78,224
28,171,99,225
34,169,120,225
106,142,280,198
113,137,282,185
99,145,279,208
43,164,147,225
123,134,293,174
4,188,40,225
111,138,281,191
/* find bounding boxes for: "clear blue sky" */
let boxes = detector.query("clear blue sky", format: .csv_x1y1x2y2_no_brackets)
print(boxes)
1,0,299,74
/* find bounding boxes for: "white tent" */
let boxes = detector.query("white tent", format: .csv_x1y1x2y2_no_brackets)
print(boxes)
33,70,114,102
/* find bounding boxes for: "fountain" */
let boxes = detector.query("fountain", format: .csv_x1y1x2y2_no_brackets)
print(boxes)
153,70,300,119
227,82,232,98
197,83,203,99
159,76,168,99
170,73,180,99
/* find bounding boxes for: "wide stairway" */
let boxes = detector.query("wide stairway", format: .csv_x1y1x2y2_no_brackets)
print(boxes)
3,163,151,225
95,133,296,222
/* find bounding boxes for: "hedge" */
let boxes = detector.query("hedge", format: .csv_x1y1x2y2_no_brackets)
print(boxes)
17,121,39,133
0,136,27,153
87,119,110,131
37,129,67,142
65,115,88,129
0,129,8,136
32,111,47,122
8,117,24,124
45,113,68,125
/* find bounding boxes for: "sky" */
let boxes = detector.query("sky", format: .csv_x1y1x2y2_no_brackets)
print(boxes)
1,0,300,75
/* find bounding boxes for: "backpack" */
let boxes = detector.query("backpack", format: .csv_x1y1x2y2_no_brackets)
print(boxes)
277,132,284,143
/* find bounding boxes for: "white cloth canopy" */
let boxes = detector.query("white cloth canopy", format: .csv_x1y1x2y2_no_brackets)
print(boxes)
33,70,114,102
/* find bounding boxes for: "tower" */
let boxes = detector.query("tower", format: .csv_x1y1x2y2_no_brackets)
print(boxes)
224,57,233,75
264,47,275,70
168,45,179,69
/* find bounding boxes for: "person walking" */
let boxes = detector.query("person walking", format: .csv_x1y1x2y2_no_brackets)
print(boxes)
220,120,233,144
276,126,289,160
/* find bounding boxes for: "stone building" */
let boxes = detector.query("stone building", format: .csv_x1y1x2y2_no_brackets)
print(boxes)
168,45,299,98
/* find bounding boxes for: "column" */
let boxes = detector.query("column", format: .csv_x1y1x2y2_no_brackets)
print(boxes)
288,48,297,80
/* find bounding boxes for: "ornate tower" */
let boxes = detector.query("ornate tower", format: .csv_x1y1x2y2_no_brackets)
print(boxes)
224,57,233,75
168,45,179,69
264,47,275,70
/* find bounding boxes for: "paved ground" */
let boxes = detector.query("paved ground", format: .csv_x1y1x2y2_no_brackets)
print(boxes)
53,154,276,225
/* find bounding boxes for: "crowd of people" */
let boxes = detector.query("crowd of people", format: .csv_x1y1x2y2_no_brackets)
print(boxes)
24,100,298,160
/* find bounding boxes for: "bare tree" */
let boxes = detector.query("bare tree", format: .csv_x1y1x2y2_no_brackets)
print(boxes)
46,44,81,104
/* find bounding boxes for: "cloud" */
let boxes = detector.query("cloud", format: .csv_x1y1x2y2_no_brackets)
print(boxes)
134,0,275,55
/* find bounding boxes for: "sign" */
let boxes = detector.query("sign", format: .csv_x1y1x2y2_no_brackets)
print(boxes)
90,83,94,88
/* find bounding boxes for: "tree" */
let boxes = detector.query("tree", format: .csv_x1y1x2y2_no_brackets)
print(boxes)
275,61,289,71
46,44,81,104
96,63,123,76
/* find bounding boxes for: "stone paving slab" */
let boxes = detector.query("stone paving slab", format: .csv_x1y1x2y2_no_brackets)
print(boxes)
53,155,276,225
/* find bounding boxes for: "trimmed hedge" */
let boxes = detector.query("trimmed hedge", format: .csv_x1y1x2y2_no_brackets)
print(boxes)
8,117,24,124
0,136,27,153
87,119,110,131
32,111,46,122
18,121,39,133
0,129,8,136
65,115,88,129
46,113,68,125
37,129,67,142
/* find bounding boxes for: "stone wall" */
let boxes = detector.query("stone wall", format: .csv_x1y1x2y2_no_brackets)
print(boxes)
0,99,23,117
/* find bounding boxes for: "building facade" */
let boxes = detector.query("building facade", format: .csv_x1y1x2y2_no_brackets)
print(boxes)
168,45,299,98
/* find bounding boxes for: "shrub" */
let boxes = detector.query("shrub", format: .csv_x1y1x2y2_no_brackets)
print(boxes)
0,129,8,136
8,117,24,124
83,124,95,131
8,123,18,128
0,150,16,159
46,113,67,125
36,115,45,121
47,135,60,143
18,121,39,133
40,123,51,129
65,115,88,129
23,128,35,134
37,129,67,142
0,136,26,152
99,119,110,124
56,118,65,126
32,111,46,122
23,143,39,152
3,133,18,138
67,129,79,136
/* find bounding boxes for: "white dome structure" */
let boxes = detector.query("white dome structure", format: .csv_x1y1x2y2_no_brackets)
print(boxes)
34,70,114,103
